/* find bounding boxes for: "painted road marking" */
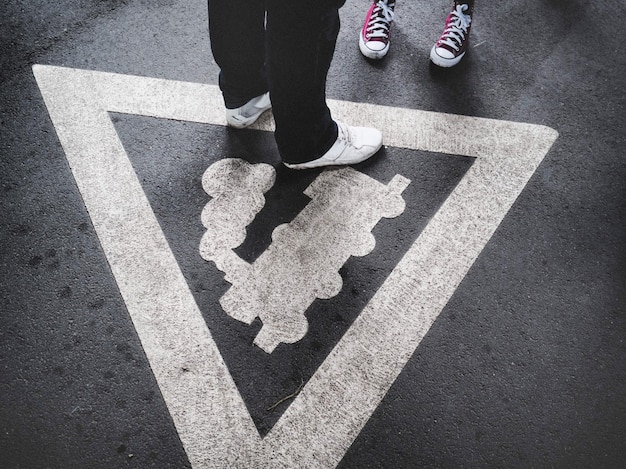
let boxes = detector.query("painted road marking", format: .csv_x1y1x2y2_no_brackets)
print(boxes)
33,65,558,468
200,159,410,352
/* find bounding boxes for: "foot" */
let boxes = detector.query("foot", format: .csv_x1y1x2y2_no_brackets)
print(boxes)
284,121,382,170
225,92,271,129
430,3,473,67
359,0,395,60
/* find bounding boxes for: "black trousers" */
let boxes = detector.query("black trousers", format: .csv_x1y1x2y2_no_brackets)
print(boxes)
208,0,345,164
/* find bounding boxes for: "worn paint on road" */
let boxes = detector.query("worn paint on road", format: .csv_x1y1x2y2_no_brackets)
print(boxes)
34,65,557,468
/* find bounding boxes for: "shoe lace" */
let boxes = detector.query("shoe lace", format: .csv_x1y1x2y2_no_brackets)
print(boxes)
366,1,395,39
336,121,353,146
437,4,472,51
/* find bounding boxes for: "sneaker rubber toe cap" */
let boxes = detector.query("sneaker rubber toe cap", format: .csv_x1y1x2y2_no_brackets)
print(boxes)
430,45,465,67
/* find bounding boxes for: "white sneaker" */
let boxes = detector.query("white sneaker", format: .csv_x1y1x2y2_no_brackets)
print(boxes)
284,121,383,170
225,92,271,129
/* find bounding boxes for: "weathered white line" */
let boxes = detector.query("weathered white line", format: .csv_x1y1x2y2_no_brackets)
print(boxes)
33,65,261,466
33,65,557,468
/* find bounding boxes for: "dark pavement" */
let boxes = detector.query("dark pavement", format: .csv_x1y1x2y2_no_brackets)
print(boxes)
1,1,625,467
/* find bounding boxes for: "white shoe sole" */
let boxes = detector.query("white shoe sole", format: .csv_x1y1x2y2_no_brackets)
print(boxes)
284,145,382,169
429,46,466,67
359,33,390,60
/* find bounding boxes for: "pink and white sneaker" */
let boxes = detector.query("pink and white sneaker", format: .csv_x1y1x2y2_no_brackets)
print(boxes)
359,0,395,60
430,3,473,67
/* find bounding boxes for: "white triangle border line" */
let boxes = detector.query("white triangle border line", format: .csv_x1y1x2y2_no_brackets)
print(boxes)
33,65,558,468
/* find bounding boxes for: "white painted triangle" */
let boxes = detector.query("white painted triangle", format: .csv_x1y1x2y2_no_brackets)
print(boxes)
33,65,558,468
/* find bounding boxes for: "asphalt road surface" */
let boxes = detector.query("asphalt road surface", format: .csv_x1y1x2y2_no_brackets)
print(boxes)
1,1,625,468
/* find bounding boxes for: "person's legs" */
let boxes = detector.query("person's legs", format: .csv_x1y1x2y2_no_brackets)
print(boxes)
208,0,268,108
208,0,381,168
265,0,344,164
430,1,475,67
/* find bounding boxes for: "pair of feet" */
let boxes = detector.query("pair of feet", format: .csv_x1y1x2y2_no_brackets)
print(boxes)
225,95,382,170
226,2,476,169
360,1,473,67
